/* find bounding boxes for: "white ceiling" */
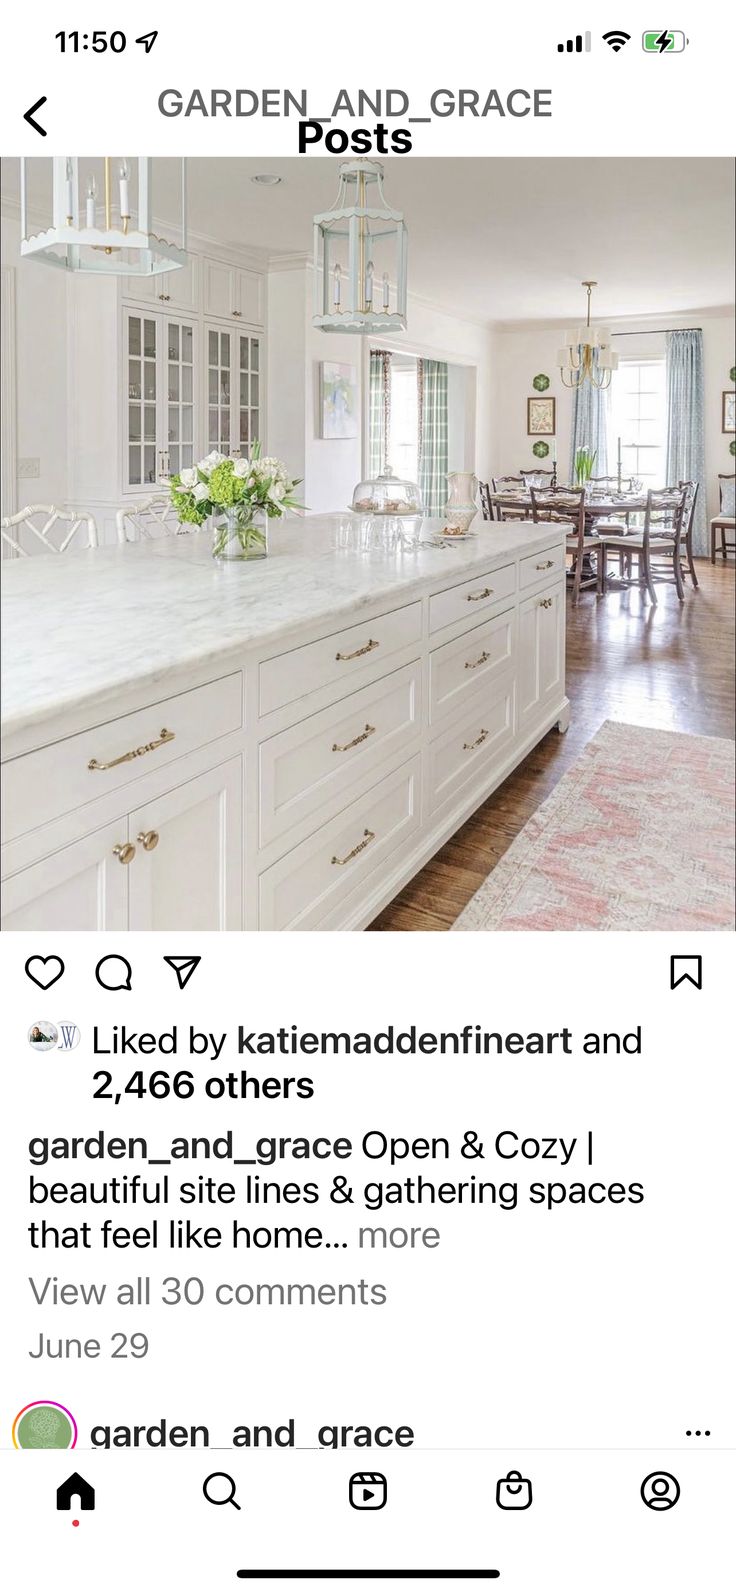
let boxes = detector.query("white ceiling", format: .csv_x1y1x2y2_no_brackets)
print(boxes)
8,157,734,325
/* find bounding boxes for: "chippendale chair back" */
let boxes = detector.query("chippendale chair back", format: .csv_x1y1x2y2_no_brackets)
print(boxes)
1,504,98,558
116,496,189,543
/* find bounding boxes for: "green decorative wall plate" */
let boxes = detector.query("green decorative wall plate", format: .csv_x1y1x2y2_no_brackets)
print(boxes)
532,373,550,392
532,440,550,458
730,439,736,456
730,366,736,383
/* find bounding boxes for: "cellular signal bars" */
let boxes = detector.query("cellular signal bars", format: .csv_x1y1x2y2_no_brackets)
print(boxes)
558,32,592,52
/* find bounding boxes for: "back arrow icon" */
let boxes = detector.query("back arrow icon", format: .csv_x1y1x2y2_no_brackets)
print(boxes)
24,97,47,136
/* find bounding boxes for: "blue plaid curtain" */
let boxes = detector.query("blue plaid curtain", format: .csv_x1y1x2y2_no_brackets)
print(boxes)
569,351,610,482
368,350,392,476
418,358,449,517
665,330,706,554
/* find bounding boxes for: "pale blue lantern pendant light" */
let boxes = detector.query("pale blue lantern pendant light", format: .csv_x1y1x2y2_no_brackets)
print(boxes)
313,159,408,333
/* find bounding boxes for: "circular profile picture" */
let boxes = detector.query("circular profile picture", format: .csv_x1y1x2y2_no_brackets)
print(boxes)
27,1022,58,1050
12,1400,78,1449
641,1471,680,1511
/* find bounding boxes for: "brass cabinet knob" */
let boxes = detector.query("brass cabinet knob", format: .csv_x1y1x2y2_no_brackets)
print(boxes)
113,843,136,865
137,830,160,851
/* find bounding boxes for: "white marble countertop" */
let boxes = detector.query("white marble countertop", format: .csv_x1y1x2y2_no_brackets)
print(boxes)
1,513,564,748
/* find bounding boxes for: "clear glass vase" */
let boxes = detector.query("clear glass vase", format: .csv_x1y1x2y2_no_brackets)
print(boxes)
213,505,268,561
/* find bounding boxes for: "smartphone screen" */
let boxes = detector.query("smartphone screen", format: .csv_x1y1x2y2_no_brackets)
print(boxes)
1,7,734,1588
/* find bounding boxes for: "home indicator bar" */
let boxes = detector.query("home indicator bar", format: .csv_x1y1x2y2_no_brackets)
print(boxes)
236,1574,501,1582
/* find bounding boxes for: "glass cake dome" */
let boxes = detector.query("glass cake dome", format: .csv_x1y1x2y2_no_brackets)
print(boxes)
351,468,424,517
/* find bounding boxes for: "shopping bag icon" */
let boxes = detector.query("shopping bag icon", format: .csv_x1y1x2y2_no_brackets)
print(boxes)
496,1469,532,1510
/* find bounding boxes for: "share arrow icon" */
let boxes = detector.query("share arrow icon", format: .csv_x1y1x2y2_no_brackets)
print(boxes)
163,955,202,990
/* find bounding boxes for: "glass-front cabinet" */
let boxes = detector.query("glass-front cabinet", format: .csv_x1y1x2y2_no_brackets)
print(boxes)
124,308,197,490
122,284,264,494
206,324,261,458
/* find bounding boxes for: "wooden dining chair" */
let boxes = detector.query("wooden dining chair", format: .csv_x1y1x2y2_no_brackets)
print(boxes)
478,481,495,521
116,495,189,543
491,476,527,521
677,480,700,588
596,487,689,605
1,504,98,558
530,486,594,605
710,473,735,563
520,468,554,484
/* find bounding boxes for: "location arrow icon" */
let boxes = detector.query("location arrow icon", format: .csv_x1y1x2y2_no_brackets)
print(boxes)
163,955,202,990
135,31,158,53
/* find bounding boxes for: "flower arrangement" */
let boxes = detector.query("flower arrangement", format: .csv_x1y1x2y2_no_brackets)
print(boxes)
574,446,597,486
169,442,303,560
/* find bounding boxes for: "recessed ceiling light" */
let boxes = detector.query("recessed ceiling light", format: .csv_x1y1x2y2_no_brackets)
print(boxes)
251,174,282,186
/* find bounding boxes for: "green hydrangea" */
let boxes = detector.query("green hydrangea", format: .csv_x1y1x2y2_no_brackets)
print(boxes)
208,461,245,508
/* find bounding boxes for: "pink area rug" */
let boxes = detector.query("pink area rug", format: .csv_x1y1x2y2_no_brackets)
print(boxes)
452,720,735,931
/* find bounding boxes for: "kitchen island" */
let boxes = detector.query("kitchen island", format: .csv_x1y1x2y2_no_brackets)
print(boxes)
1,514,568,930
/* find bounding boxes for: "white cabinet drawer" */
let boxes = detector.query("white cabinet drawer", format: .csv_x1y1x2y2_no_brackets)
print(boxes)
258,756,421,930
428,679,515,815
429,607,515,724
259,603,422,716
428,561,516,634
519,541,565,590
259,662,421,848
2,673,242,844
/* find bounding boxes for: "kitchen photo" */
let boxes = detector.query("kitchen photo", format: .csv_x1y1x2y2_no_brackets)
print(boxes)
1,155,734,932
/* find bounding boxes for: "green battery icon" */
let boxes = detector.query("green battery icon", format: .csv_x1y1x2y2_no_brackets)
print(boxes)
642,30,688,51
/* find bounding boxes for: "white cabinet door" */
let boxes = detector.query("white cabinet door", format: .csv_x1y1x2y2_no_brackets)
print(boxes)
204,260,264,326
127,758,243,930
205,325,262,457
517,585,565,732
124,309,198,488
156,254,200,315
1,824,129,931
204,258,236,319
235,268,264,326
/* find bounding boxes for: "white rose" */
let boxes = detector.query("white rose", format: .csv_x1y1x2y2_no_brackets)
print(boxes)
178,467,198,489
233,458,251,479
199,450,225,474
192,482,210,503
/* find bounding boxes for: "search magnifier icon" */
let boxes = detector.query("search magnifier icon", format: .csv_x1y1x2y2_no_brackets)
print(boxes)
203,1472,240,1509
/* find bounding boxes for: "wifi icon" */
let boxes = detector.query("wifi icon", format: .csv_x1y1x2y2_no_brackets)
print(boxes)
603,29,631,51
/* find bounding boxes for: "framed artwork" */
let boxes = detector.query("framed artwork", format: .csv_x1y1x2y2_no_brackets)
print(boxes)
527,396,556,436
319,361,358,439
722,391,735,433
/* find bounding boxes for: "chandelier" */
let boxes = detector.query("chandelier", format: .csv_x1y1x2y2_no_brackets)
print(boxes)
313,159,408,333
557,281,619,390
19,157,187,276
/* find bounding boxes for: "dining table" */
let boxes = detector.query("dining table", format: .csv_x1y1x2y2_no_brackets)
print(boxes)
488,490,651,581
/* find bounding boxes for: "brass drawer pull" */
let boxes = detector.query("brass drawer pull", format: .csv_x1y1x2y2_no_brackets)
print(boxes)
232,310,242,318
465,650,491,670
536,559,554,570
463,728,489,751
113,842,136,865
539,597,554,609
137,829,160,851
88,728,175,772
331,828,376,866
332,723,376,753
466,586,493,602
335,638,379,661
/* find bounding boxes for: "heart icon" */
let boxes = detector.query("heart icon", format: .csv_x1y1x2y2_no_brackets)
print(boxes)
25,955,65,990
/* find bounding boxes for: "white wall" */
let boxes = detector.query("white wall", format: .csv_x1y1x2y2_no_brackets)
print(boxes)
0,215,69,509
489,309,735,525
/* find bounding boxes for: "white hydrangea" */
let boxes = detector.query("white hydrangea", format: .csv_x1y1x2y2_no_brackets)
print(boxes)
198,450,226,475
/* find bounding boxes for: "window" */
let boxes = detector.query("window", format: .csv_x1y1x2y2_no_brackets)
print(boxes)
609,358,667,488
390,363,419,483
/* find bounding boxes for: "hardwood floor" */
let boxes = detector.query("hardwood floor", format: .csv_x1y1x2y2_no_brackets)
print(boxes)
369,559,735,931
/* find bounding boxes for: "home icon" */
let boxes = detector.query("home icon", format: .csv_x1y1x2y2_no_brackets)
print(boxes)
57,1472,95,1512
